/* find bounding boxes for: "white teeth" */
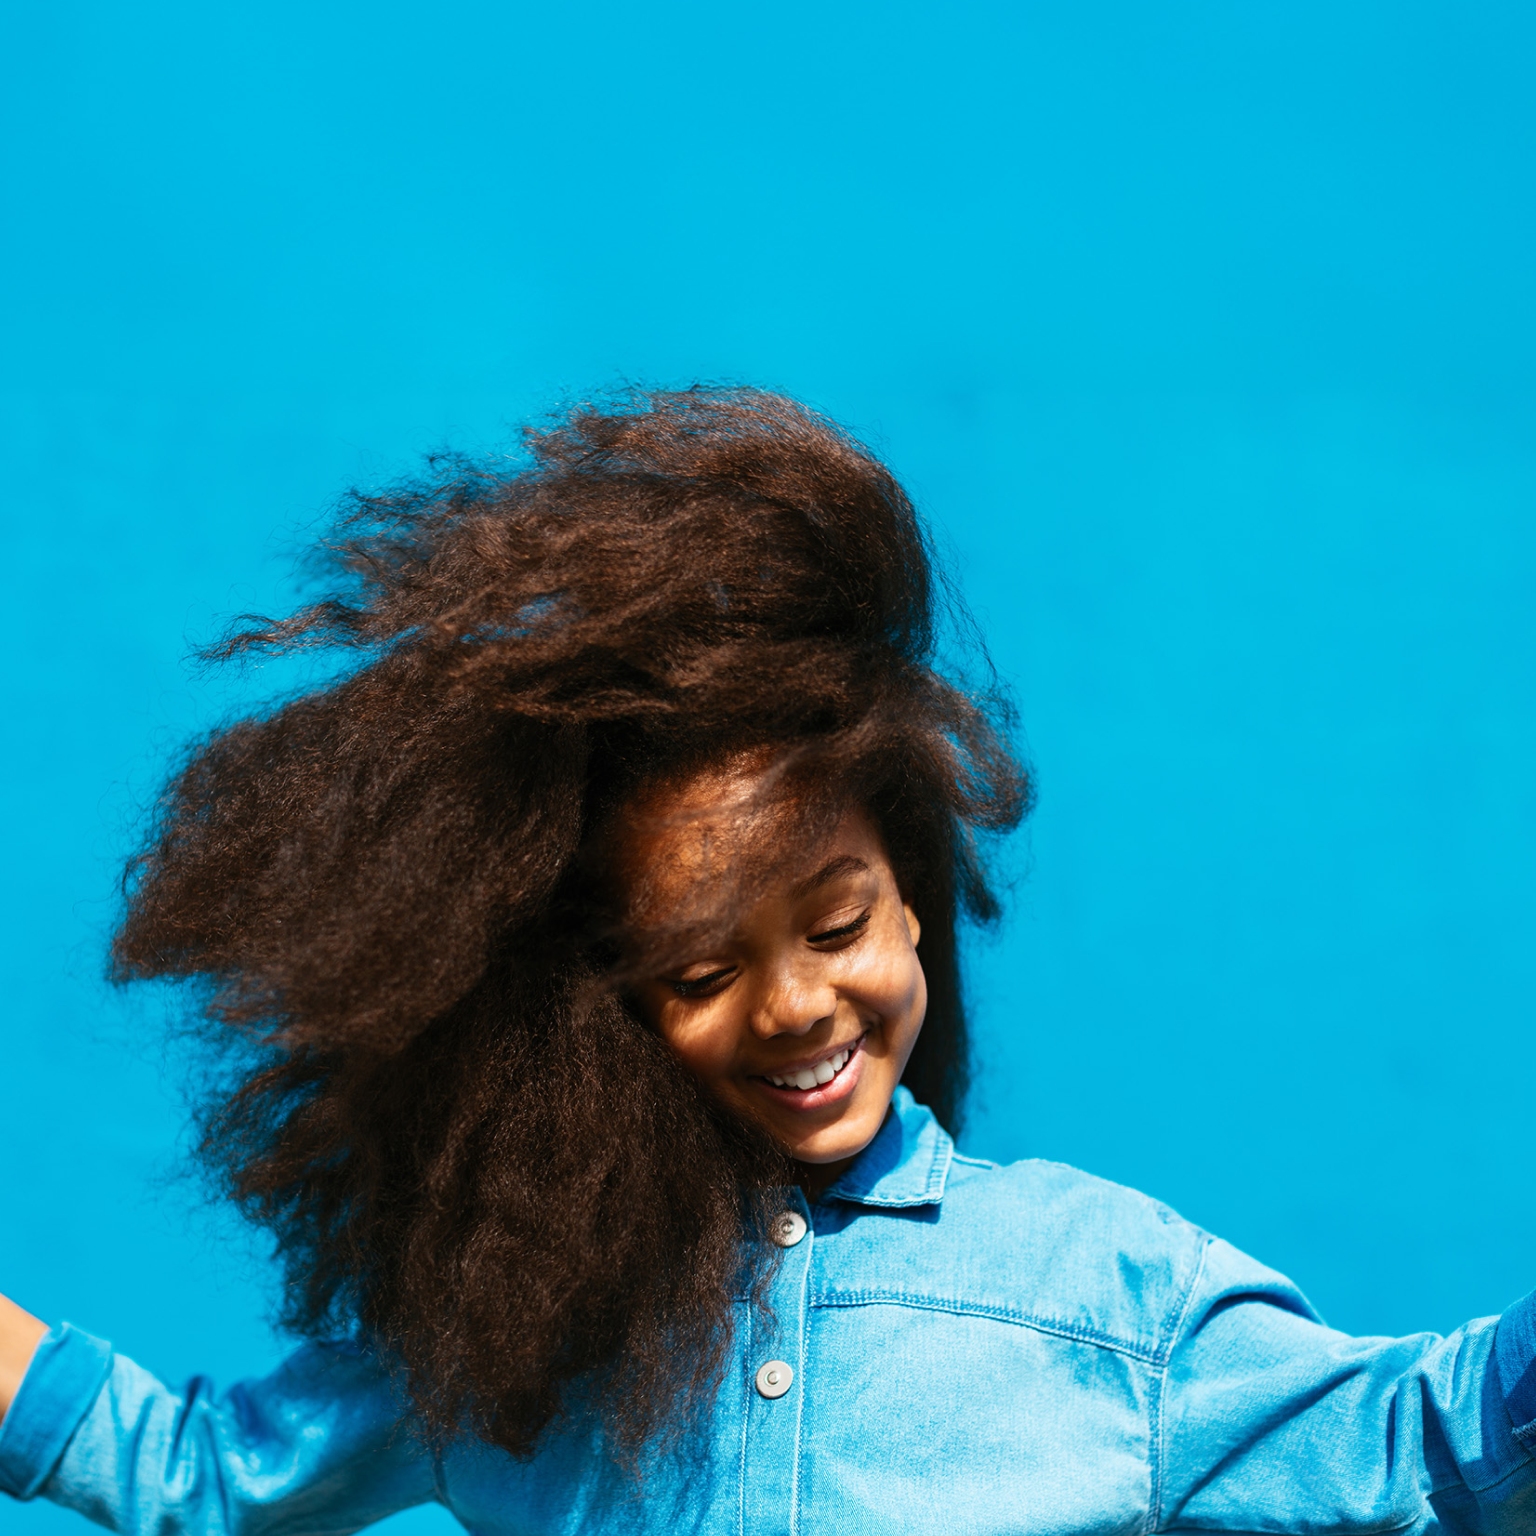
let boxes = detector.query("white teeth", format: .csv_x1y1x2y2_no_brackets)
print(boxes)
765,1042,857,1091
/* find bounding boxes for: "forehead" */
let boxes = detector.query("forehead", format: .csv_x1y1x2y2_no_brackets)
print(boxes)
610,760,882,921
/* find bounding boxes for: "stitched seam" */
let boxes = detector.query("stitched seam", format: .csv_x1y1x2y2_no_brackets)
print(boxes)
928,1133,953,1200
1149,1236,1210,1534
1443,1443,1536,1498
1152,1226,1209,1368
835,1195,941,1209
736,1303,750,1536
1160,1522,1421,1536
810,1292,1159,1362
789,1225,812,1536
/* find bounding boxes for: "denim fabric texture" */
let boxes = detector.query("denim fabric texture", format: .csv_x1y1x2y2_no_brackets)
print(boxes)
4,1089,1536,1535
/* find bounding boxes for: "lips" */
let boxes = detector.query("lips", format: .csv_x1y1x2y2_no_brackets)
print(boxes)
762,1041,856,1091
749,1033,867,1111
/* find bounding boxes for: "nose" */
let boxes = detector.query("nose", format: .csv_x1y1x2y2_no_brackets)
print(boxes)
748,954,838,1040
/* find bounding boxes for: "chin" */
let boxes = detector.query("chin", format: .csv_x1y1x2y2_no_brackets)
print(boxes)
789,1121,876,1165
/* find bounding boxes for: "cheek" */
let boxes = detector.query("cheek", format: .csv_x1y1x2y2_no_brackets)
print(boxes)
846,934,927,1029
653,1001,743,1082
892,957,928,1049
904,954,928,1021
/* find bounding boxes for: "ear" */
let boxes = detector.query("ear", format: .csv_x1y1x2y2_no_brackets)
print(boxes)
902,901,921,947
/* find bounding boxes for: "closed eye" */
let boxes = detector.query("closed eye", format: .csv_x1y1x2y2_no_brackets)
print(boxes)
808,910,871,946
669,967,736,999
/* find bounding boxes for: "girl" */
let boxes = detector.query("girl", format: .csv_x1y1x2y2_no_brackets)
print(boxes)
0,389,1532,1535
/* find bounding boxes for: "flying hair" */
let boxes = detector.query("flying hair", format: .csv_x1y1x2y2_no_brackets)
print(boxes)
111,386,1032,1460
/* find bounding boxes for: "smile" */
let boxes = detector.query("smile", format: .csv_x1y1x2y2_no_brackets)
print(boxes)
749,1033,868,1111
763,1042,857,1090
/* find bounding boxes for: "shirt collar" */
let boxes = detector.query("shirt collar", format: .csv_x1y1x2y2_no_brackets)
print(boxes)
821,1086,953,1208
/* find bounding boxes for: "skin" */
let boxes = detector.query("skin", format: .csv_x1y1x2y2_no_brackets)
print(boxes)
0,1294,46,1422
0,763,929,1419
626,763,928,1193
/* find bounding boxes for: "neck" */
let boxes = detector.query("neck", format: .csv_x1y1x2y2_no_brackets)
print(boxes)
794,1154,856,1201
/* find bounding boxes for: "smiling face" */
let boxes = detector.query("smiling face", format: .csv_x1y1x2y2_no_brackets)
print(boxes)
620,764,927,1182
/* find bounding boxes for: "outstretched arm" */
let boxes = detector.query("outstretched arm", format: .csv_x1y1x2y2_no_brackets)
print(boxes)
0,1294,47,1423
1158,1238,1536,1534
0,1318,437,1533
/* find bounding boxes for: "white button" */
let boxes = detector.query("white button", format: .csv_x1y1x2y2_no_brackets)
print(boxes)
771,1211,808,1248
755,1360,794,1399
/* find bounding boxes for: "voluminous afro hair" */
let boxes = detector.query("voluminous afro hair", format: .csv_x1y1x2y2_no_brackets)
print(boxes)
112,387,1030,1460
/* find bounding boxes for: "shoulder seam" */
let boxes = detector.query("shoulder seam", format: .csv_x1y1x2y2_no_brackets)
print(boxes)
1148,1235,1212,1534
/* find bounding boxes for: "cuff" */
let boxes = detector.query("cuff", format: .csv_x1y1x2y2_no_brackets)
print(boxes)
1495,1289,1536,1454
0,1324,113,1500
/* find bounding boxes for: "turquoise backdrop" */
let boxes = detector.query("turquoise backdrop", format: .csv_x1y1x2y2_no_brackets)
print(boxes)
2,5,1533,1530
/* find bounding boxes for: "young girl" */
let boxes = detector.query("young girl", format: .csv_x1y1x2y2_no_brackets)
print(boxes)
0,390,1532,1535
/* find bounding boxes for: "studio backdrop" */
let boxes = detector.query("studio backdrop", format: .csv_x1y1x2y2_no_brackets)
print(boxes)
2,5,1533,1531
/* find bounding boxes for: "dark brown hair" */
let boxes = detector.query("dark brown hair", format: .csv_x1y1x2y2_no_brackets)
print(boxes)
112,387,1030,1459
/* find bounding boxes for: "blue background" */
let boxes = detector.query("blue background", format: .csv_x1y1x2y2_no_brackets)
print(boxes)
3,4,1533,1530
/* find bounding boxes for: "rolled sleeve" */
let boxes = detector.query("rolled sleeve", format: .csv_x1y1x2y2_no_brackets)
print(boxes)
0,1324,114,1500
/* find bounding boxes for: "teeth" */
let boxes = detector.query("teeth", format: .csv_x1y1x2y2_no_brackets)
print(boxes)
766,1044,855,1091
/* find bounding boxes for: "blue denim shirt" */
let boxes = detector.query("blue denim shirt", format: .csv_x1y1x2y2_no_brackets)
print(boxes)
5,1088,1536,1534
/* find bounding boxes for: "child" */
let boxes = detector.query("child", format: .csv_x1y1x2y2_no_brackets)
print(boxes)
0,389,1532,1534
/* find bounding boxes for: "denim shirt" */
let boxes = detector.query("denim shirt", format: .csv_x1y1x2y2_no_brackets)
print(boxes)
5,1088,1536,1535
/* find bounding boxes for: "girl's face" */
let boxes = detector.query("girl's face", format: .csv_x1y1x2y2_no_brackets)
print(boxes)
625,766,927,1180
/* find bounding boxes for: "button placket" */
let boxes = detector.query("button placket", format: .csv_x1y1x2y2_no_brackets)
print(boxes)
740,1187,814,1536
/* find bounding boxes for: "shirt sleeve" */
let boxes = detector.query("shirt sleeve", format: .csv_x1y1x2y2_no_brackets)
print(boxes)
1157,1238,1536,1535
0,1322,439,1534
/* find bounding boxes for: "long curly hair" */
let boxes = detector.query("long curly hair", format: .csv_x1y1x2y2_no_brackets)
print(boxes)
111,387,1030,1459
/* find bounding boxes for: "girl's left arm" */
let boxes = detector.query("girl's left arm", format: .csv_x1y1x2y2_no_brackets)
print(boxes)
1156,1238,1536,1534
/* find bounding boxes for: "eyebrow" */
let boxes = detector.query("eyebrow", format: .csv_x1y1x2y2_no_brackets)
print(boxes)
789,854,871,900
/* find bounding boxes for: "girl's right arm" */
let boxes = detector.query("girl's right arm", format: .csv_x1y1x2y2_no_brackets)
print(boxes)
0,1300,438,1534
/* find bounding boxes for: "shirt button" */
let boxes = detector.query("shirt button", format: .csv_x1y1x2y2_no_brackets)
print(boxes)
770,1211,808,1247
755,1360,794,1399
